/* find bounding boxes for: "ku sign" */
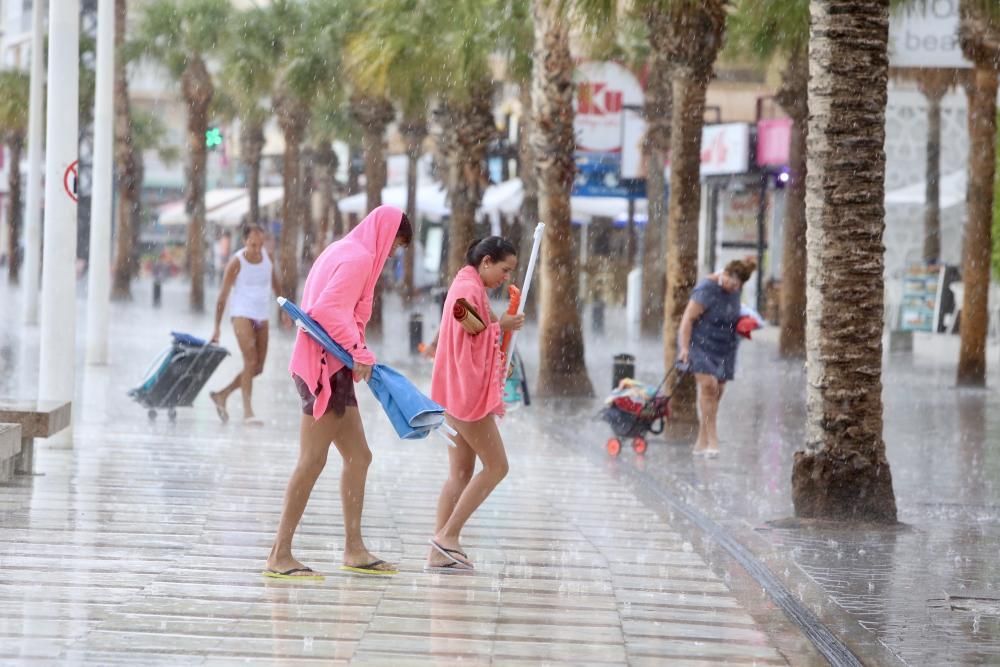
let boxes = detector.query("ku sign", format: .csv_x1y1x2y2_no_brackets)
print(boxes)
574,61,645,178
889,0,970,69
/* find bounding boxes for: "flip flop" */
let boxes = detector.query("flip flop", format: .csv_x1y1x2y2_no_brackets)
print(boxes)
243,417,265,426
261,566,325,581
429,539,473,568
424,561,474,575
340,560,398,576
210,392,229,423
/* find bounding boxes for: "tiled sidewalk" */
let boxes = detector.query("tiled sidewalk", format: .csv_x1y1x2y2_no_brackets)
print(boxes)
0,286,797,664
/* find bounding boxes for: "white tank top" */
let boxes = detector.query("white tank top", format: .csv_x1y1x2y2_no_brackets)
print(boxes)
229,248,272,322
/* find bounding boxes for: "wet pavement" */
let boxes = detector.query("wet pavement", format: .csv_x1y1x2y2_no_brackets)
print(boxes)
519,297,1000,666
1,276,998,665
0,279,813,665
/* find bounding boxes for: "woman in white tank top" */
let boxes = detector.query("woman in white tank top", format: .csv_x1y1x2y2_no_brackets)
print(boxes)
209,225,281,424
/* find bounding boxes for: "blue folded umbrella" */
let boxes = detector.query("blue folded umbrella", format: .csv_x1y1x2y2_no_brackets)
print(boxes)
278,297,449,441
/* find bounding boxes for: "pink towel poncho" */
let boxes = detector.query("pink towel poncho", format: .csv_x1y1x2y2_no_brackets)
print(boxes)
289,205,403,418
431,266,505,422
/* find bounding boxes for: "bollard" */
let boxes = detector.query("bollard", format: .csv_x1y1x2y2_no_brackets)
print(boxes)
592,299,605,335
153,279,162,308
612,353,635,390
409,313,423,355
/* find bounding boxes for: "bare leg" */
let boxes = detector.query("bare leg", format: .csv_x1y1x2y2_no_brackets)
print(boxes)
266,413,334,576
431,415,508,566
266,407,393,574
694,373,720,452
695,373,722,452
254,322,269,376
427,432,477,567
211,318,258,421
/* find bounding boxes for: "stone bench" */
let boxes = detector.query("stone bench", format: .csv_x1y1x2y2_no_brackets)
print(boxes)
0,423,22,481
0,400,72,478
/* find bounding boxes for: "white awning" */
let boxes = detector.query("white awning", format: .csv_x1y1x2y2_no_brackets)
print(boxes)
157,188,247,226
209,187,284,227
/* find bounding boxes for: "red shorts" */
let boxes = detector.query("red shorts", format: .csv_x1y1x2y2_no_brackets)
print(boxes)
293,366,358,417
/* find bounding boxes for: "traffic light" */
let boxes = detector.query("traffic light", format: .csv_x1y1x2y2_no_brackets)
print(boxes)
206,127,223,149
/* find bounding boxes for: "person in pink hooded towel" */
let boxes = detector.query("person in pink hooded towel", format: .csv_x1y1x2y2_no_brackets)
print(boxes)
264,205,412,580
427,237,524,572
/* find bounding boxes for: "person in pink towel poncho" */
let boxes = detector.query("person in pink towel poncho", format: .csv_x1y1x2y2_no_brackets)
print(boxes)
264,205,412,580
427,237,524,572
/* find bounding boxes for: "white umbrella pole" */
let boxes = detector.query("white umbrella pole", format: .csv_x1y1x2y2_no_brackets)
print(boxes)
505,222,544,374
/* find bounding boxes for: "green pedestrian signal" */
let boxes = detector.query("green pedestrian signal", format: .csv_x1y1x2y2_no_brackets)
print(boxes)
206,127,223,149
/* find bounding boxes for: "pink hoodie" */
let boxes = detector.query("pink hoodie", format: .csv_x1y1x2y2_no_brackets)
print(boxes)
431,266,505,422
289,205,402,419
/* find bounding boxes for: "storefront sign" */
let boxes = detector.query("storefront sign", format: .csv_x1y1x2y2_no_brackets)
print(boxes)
574,61,645,178
756,118,792,168
700,123,749,177
889,0,970,69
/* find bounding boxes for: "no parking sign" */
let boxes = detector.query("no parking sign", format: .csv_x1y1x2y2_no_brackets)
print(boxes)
64,160,78,202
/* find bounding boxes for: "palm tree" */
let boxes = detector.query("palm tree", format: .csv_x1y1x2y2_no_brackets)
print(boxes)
222,10,274,231
0,71,29,284
790,0,896,522
639,16,672,337
531,0,593,397
347,0,501,327
252,0,337,301
656,1,727,429
111,0,144,300
727,0,810,358
399,114,427,297
956,1,1000,387
310,87,357,250
135,0,231,312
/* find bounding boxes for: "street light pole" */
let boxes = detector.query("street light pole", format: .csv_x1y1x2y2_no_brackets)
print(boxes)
38,0,79,443
21,0,47,326
86,0,114,365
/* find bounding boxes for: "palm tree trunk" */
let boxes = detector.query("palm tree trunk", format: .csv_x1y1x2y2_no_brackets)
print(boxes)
111,0,135,301
791,0,896,523
182,58,213,313
242,119,265,227
777,48,809,359
6,135,23,284
352,95,394,335
531,0,593,398
440,91,493,282
301,148,317,265
314,140,336,257
640,17,671,335
517,84,541,317
662,68,709,432
401,116,426,299
277,98,307,301
924,90,943,263
956,66,996,387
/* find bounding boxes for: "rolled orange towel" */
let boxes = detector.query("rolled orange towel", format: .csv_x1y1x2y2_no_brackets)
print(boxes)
454,298,486,335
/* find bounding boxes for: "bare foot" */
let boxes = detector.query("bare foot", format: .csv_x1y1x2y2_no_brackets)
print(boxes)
343,548,397,573
264,554,323,578
429,537,473,568
210,391,229,423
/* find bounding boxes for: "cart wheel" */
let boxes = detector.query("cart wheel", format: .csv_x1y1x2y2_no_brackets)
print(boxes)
147,409,157,421
632,436,648,455
606,438,622,457
167,408,177,423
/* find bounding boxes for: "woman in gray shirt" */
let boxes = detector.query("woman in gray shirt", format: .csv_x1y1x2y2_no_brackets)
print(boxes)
677,258,757,458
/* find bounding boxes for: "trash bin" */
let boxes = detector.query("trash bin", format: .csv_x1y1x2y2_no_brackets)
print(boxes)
153,279,162,308
409,313,423,355
612,353,635,390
